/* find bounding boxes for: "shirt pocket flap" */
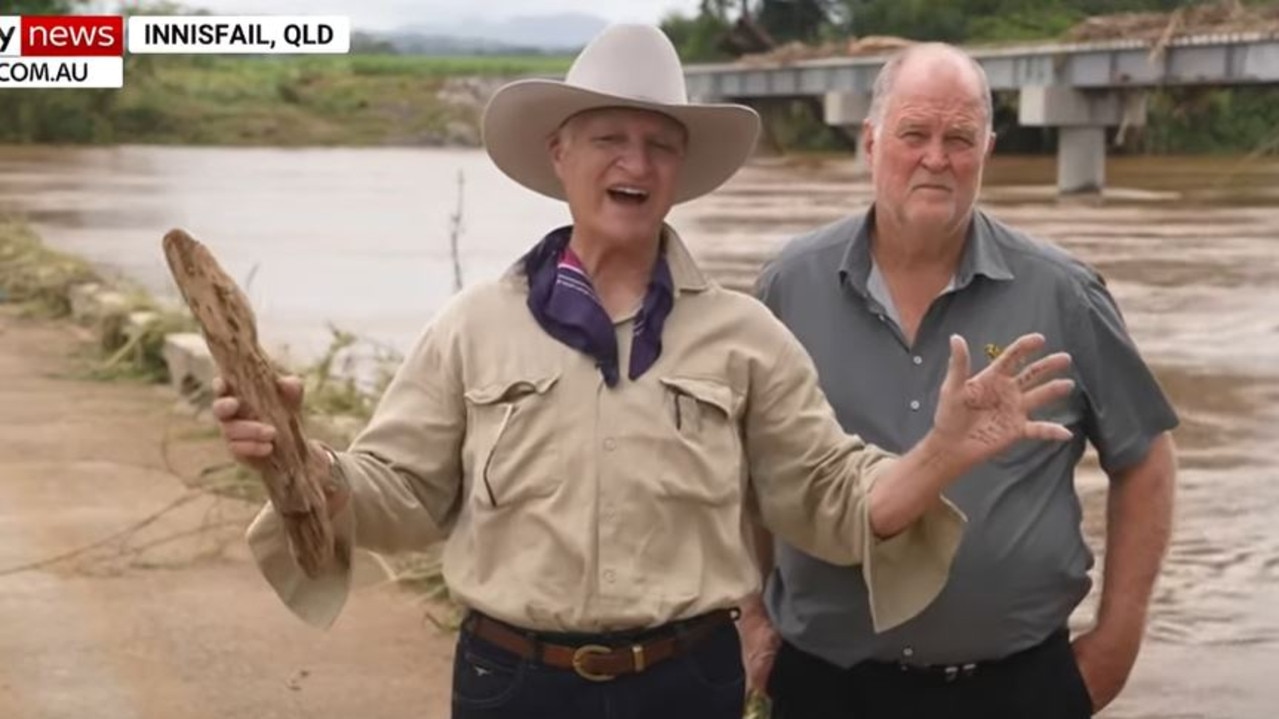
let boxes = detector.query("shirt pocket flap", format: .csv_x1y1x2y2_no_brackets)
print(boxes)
658,376,736,417
464,374,560,406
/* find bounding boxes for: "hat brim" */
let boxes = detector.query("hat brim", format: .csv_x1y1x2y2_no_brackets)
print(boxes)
482,79,761,204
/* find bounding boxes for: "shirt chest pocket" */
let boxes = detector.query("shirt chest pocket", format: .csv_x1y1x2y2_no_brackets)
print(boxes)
463,374,563,508
655,376,743,506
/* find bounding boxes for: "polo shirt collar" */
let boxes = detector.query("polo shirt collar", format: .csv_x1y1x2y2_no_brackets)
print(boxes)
839,206,1015,297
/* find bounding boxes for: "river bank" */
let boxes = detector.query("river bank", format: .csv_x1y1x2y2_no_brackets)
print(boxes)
0,300,457,719
0,209,476,717
0,55,563,147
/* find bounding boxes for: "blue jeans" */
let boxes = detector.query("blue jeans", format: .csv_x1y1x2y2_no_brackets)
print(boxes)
451,618,746,719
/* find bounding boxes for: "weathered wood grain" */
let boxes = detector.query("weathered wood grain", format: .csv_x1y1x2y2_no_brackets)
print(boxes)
162,228,335,578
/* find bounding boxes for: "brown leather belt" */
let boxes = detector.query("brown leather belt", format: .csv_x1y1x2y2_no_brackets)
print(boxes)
462,609,737,682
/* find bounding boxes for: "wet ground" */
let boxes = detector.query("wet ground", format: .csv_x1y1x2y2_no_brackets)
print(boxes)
1,146,1276,717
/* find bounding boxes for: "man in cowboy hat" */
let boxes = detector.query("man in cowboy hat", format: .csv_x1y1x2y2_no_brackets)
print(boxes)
212,24,1076,719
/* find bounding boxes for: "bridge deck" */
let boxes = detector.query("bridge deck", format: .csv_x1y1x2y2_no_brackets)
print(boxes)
686,32,1279,99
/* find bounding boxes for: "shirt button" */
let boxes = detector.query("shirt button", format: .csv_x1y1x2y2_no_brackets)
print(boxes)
903,647,914,658
603,570,616,583
603,438,616,451
913,355,923,365
909,400,921,411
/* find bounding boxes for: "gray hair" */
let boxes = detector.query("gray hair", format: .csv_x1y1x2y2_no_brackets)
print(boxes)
867,43,993,137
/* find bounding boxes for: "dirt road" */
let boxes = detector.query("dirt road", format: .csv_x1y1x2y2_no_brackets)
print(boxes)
0,308,455,719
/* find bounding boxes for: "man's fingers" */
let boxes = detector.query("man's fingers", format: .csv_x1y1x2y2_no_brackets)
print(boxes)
211,396,240,421
992,332,1046,376
944,334,972,390
221,419,277,444
211,376,228,397
1024,421,1073,442
1023,378,1076,412
278,375,305,406
227,439,274,458
1016,352,1072,390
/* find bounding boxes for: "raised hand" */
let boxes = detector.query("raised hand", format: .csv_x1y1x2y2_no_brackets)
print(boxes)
932,333,1075,470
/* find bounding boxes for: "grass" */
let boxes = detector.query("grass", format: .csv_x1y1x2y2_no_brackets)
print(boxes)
0,53,571,146
0,220,99,317
0,217,204,384
344,54,570,77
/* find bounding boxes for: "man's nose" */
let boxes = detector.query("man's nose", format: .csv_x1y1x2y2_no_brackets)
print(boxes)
616,141,653,175
921,140,950,171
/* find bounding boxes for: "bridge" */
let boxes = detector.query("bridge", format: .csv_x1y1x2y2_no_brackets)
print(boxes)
684,32,1279,194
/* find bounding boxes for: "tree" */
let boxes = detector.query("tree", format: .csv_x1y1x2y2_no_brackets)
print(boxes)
661,9,734,62
756,0,841,43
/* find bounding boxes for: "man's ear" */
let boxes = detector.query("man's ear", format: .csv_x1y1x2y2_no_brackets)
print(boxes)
861,120,876,165
548,131,567,179
985,131,997,159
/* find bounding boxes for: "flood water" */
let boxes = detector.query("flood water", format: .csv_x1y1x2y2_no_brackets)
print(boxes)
2,146,1277,718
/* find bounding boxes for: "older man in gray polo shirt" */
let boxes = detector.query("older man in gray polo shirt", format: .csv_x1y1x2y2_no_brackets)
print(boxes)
740,43,1179,719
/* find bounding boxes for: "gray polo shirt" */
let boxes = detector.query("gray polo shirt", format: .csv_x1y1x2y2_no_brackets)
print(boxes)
755,207,1179,668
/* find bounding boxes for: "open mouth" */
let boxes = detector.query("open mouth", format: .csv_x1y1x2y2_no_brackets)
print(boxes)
606,185,650,206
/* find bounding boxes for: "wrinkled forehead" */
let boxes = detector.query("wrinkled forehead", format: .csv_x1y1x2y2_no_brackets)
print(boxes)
560,106,688,137
886,91,986,125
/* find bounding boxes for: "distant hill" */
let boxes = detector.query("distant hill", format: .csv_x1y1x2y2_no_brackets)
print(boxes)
376,12,609,55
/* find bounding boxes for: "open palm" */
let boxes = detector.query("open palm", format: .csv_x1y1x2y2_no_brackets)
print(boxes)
933,333,1075,470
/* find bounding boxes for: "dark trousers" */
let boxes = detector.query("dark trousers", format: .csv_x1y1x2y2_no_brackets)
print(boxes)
769,630,1093,719
451,616,745,719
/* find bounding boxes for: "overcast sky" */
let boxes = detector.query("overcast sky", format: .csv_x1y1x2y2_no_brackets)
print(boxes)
161,1,705,30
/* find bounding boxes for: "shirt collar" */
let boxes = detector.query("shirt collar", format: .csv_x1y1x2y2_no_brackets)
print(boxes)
839,206,1014,297
505,223,711,296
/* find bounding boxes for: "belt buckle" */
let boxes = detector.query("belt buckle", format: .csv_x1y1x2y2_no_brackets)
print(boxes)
572,644,616,682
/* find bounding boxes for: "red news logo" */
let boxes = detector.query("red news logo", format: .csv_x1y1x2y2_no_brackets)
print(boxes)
0,16,124,57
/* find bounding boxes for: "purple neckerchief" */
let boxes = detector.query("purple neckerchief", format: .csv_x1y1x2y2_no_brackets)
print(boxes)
523,226,674,387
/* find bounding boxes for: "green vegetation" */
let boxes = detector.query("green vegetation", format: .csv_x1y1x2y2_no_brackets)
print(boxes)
0,218,197,382
1144,87,1279,154
0,53,569,146
663,0,1279,156
0,220,98,317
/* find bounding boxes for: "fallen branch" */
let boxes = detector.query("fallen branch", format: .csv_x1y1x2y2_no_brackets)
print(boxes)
161,228,337,578
0,483,236,577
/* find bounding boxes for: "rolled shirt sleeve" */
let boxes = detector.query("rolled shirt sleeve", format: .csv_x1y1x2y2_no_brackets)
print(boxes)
745,333,966,632
245,320,466,628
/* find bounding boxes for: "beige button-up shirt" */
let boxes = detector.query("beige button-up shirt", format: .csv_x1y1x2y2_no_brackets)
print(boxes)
246,227,965,634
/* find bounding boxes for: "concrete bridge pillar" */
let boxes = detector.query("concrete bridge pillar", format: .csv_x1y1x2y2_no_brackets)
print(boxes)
824,91,872,175
1057,127,1107,195
1019,86,1147,195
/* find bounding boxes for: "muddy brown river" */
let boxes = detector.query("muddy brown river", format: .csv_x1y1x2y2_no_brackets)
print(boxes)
1,146,1276,718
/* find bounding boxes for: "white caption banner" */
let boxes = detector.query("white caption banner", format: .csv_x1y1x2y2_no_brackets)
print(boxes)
0,56,123,88
127,16,350,54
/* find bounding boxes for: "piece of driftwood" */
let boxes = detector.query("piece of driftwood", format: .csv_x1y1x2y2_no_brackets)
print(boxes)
162,228,335,578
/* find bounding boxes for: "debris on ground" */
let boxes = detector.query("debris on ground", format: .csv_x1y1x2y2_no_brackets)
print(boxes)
735,35,915,65
1062,0,1279,43
732,0,1279,66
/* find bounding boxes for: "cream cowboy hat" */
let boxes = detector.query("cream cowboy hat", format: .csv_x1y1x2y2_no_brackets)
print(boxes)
481,23,761,204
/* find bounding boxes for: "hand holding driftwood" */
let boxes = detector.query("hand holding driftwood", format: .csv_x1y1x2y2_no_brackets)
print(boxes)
162,228,339,578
